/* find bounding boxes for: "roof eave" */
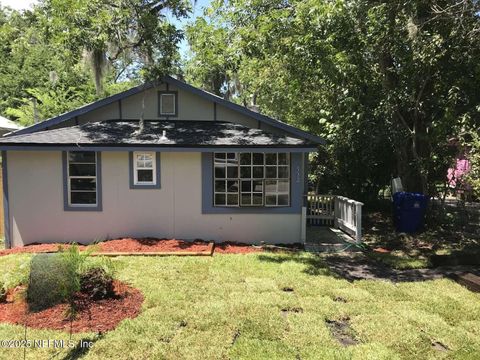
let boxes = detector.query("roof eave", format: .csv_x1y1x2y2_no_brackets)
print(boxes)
0,143,318,152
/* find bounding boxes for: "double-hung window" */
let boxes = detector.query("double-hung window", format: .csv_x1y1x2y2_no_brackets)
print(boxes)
129,151,160,189
67,151,99,207
134,152,156,185
214,152,290,207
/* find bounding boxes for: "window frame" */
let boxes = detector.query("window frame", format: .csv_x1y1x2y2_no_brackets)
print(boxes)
129,151,161,189
63,151,102,211
133,151,157,186
158,91,178,117
213,152,291,208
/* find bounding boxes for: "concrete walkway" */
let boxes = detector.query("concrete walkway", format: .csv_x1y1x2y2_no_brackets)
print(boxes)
305,226,361,253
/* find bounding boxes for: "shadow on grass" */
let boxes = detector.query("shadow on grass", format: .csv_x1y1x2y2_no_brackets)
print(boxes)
324,254,480,282
257,253,339,277
257,251,477,283
61,334,104,360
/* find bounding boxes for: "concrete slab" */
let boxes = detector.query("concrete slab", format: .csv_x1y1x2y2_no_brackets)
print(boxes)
305,226,361,253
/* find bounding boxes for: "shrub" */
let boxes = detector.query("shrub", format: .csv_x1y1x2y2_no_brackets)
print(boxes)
1,256,31,301
26,244,116,312
27,253,72,311
80,268,115,300
1,256,30,290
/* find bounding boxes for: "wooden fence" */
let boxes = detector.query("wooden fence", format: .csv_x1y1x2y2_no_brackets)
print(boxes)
305,194,363,243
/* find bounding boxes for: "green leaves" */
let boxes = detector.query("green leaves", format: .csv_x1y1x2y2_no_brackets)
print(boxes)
186,0,480,198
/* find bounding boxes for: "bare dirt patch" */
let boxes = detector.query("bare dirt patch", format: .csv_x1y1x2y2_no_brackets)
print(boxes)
280,306,303,321
0,281,143,333
432,341,449,352
325,317,358,346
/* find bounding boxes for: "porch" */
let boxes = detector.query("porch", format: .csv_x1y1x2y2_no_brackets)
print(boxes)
301,195,364,252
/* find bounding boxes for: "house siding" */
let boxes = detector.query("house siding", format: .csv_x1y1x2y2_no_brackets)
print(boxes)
6,151,302,247
47,84,271,130
74,84,216,124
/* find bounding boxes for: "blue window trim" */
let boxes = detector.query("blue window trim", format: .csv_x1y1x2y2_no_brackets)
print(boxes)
62,151,103,211
129,151,161,189
201,152,304,214
2,151,11,248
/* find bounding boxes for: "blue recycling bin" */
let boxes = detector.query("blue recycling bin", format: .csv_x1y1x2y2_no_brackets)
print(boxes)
392,192,429,233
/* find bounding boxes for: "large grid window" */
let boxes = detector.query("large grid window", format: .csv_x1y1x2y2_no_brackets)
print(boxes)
68,151,97,206
214,152,290,207
133,151,156,185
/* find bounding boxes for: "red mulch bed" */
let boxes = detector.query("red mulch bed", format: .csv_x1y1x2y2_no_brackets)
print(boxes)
0,281,143,333
98,238,211,253
0,238,263,256
214,242,263,254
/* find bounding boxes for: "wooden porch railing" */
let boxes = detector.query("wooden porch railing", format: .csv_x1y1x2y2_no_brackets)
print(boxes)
303,194,363,243
305,194,336,226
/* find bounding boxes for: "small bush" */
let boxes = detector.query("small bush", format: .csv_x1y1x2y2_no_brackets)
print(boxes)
27,253,72,311
80,268,115,300
1,256,30,292
26,244,116,312
27,244,94,311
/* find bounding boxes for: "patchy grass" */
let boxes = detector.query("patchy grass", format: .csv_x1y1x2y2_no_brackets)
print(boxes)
363,202,480,269
0,252,480,359
367,251,429,270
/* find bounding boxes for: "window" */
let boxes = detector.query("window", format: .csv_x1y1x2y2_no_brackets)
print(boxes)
67,151,98,207
214,152,290,207
133,152,156,185
158,92,177,116
129,151,160,189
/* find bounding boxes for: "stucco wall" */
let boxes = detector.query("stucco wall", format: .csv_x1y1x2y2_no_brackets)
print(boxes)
6,151,302,246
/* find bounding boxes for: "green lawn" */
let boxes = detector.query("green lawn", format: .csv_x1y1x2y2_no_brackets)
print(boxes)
1,252,480,359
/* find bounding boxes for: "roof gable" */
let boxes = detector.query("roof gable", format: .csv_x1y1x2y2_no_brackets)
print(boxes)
8,76,324,144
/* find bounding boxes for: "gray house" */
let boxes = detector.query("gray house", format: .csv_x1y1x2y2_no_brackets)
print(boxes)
0,76,323,248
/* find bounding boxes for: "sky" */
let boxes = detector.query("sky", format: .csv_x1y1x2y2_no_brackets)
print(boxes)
0,0,36,9
0,0,212,58
167,0,212,58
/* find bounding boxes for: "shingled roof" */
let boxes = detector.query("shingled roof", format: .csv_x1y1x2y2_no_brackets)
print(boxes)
0,120,316,148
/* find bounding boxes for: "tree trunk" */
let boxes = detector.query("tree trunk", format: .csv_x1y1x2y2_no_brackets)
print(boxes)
378,3,429,194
